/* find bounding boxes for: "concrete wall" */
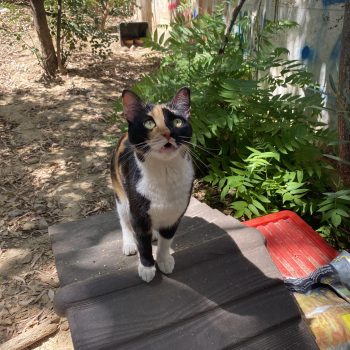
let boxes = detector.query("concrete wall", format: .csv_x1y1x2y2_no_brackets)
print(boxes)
135,0,346,123
243,0,345,124
134,0,222,32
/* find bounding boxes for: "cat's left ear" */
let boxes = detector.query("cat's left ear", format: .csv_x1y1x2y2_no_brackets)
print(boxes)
171,87,190,119
122,90,145,123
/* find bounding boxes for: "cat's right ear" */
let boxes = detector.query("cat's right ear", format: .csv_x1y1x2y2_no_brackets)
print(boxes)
122,90,145,123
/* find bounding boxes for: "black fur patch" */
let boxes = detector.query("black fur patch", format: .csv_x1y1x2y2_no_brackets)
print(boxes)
135,233,154,267
162,108,192,146
127,104,153,147
119,141,154,267
159,220,181,239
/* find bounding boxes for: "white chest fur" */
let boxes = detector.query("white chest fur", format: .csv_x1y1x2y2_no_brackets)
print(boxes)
136,153,194,230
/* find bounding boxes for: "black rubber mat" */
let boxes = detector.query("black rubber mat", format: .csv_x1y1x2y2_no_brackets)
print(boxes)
49,198,318,350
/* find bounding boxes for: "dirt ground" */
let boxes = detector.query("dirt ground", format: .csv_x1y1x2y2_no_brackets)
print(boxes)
0,7,160,349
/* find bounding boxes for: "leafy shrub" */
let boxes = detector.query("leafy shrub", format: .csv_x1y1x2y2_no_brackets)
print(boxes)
125,8,349,248
45,0,133,65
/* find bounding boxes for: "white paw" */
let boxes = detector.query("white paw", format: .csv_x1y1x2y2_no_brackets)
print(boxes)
138,264,156,283
157,255,175,274
123,242,137,256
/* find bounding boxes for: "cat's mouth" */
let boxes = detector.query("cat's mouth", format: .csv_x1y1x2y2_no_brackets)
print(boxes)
159,142,177,152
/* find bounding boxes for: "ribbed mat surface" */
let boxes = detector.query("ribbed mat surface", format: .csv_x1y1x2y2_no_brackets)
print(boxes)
243,210,338,278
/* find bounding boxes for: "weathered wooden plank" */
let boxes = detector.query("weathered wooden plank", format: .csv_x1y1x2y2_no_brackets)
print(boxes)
54,232,278,316
68,283,311,350
49,198,234,255
49,211,120,255
53,215,232,286
60,245,284,348
49,197,318,350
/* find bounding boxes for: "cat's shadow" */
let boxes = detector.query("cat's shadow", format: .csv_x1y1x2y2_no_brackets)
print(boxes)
162,215,284,314
135,216,293,344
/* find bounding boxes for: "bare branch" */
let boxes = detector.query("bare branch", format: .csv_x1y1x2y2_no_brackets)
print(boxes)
218,0,247,55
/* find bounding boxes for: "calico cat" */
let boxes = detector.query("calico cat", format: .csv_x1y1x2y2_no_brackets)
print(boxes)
111,87,194,282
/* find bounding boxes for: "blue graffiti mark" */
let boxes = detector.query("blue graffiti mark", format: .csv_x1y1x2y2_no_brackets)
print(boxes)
330,37,341,61
301,45,314,60
323,0,345,7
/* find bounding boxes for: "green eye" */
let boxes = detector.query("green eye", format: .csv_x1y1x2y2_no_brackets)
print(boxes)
144,119,156,130
173,118,183,128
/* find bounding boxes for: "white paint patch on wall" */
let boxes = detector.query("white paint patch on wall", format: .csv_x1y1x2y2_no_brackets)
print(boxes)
244,0,344,126
134,0,345,125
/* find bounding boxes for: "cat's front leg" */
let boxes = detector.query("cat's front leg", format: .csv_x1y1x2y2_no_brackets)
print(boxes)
117,200,137,256
136,233,156,282
157,225,177,274
132,219,156,282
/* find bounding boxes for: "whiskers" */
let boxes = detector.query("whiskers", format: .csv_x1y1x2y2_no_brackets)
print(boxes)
118,141,148,166
179,138,218,170
179,137,219,156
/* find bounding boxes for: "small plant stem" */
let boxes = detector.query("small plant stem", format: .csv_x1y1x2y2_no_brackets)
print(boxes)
56,0,64,73
218,0,247,55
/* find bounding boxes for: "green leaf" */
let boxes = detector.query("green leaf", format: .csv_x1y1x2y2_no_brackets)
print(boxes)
335,209,350,218
282,193,294,203
218,178,226,189
323,154,350,165
244,208,253,219
248,204,260,216
317,203,335,212
254,194,271,203
331,212,341,227
231,201,248,210
286,182,304,190
159,32,165,45
296,170,303,183
323,190,350,198
290,188,308,195
220,184,230,200
252,199,267,213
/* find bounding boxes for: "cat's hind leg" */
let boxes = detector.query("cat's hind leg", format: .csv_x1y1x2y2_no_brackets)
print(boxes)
116,200,137,256
156,236,175,274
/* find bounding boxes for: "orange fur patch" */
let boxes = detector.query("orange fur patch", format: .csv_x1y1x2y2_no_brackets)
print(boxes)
148,105,170,137
111,134,128,202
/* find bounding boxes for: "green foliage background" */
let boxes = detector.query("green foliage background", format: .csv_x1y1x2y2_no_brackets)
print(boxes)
45,0,133,65
118,8,350,249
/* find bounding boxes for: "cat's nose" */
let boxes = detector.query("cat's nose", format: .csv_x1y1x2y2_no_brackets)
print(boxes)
163,132,171,140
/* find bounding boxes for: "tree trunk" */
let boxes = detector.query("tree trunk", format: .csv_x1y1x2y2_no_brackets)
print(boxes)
337,0,350,186
99,0,110,31
29,0,57,77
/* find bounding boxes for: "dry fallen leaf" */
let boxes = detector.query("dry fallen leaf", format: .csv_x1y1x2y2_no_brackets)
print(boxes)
47,289,55,302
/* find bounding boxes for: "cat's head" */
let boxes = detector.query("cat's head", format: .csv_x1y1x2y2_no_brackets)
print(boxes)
122,87,192,160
